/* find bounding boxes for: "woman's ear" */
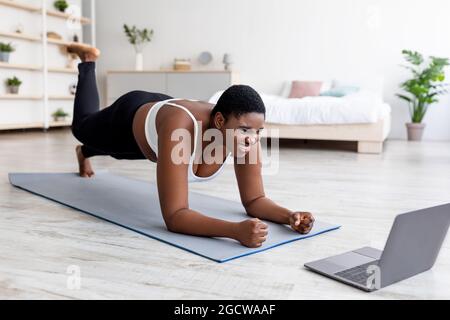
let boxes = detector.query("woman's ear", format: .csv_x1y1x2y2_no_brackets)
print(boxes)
214,112,226,129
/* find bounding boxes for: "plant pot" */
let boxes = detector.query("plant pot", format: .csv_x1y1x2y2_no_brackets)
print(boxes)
53,116,67,122
7,85,19,94
0,52,10,62
406,122,425,141
135,52,143,71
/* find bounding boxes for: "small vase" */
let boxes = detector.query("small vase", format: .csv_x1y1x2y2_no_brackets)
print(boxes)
7,85,19,94
0,52,10,62
406,122,425,141
135,52,143,71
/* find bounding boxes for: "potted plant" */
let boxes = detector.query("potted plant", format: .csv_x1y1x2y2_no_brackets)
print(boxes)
54,0,68,12
397,50,449,141
0,42,15,63
52,108,69,122
5,76,22,94
123,24,154,71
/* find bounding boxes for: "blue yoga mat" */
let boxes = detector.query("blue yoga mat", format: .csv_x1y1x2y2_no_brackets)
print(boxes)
9,171,340,262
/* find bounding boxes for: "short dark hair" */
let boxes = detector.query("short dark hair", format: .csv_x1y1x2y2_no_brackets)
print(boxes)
211,85,266,120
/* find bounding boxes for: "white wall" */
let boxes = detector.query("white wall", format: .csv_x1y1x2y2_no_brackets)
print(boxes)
95,0,450,141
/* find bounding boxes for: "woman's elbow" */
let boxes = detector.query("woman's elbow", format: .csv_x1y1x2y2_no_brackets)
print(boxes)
165,221,179,233
163,209,184,233
163,216,178,233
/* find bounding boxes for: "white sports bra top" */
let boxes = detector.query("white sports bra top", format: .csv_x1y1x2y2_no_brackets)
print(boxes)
144,98,230,183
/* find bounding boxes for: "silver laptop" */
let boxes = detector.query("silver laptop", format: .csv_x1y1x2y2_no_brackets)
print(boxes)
304,203,450,291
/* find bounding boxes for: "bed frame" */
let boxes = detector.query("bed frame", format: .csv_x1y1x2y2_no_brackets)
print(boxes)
261,114,391,154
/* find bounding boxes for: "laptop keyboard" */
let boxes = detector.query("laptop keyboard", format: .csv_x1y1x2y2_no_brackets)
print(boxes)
334,261,380,286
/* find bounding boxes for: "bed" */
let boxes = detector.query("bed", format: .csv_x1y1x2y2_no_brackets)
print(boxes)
209,90,391,154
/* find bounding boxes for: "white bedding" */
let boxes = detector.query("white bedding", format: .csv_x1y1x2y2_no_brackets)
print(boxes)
209,90,391,125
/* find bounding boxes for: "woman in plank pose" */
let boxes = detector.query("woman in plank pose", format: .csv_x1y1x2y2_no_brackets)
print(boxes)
68,43,315,248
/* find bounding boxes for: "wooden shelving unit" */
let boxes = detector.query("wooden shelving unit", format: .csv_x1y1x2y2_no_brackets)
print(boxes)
0,0,95,131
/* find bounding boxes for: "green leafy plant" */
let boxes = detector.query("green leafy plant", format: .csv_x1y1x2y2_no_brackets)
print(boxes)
52,108,69,118
6,76,22,86
0,42,15,53
54,0,68,12
123,24,154,53
397,50,449,123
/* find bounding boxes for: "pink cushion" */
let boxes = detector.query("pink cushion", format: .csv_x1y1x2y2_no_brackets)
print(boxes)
288,81,323,98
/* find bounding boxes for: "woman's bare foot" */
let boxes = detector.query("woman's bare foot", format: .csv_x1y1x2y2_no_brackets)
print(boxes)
76,145,95,178
67,43,101,62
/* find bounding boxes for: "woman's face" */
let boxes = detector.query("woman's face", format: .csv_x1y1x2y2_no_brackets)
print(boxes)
218,112,265,158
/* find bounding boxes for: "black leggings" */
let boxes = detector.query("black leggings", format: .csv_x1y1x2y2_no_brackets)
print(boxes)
71,62,173,159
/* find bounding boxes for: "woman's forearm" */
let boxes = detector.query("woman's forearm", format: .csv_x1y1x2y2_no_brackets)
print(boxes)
166,208,238,240
245,196,292,224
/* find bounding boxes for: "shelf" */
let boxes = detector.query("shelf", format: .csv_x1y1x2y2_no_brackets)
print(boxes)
46,9,91,25
0,31,90,47
0,0,39,12
49,120,72,127
0,31,40,42
47,38,89,47
0,121,43,130
0,62,77,74
0,94,76,100
49,95,75,100
0,94,41,100
48,67,77,74
0,120,72,130
47,38,71,46
0,61,41,71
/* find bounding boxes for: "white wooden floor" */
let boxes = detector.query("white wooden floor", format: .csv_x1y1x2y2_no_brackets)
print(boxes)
0,129,449,299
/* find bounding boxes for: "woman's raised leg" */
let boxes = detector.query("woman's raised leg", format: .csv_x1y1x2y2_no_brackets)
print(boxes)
69,43,101,130
67,43,103,177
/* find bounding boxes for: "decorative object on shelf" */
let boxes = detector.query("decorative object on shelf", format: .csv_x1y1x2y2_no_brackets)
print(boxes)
69,83,77,95
14,24,24,34
123,24,154,71
5,76,22,94
53,0,68,13
72,34,79,42
47,31,63,41
198,51,213,65
222,53,233,70
173,58,191,71
52,108,69,122
397,50,449,141
0,42,15,63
